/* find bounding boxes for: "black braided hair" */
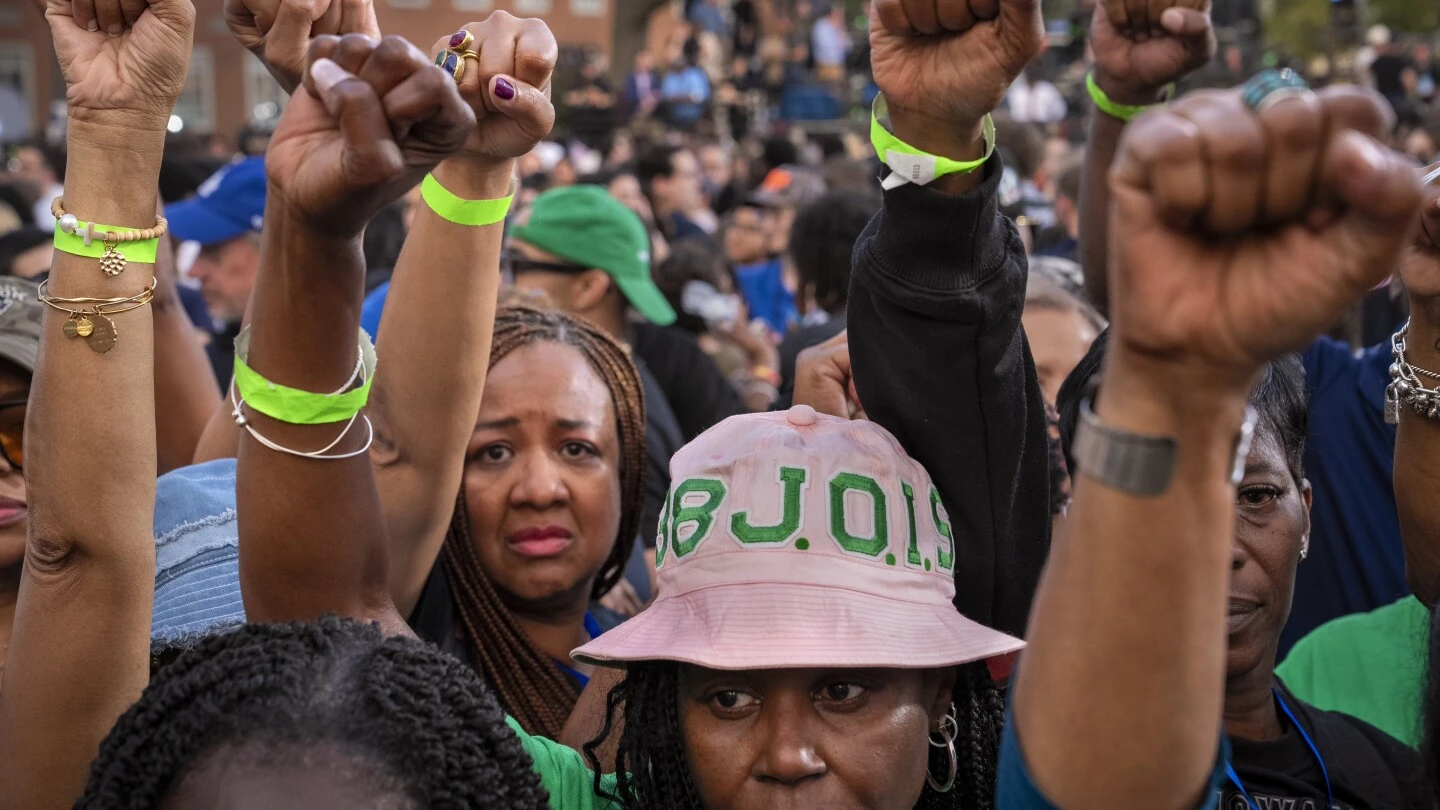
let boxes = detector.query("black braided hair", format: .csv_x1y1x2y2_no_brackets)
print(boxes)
584,661,1005,810
78,616,549,810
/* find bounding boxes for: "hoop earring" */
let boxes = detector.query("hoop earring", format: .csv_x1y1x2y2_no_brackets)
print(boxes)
926,702,959,794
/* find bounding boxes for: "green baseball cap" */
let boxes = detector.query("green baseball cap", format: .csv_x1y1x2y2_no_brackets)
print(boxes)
511,185,676,326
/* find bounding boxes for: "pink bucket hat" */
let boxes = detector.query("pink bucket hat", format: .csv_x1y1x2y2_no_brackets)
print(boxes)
573,405,1025,671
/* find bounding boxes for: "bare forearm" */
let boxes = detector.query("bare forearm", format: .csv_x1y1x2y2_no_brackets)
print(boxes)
1016,355,1248,810
0,121,161,810
154,290,221,474
236,195,390,624
374,158,510,617
1395,297,1440,605
1080,112,1125,315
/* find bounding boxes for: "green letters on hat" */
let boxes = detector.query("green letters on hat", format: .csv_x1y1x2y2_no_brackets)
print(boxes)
511,185,676,326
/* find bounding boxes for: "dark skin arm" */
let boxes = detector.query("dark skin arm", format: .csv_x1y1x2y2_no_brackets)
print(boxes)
0,0,192,804
1079,0,1214,315
236,36,473,630
1015,87,1419,809
1392,165,1440,606
152,224,221,473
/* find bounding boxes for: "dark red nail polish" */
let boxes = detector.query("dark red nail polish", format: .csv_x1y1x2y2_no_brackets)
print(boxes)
495,78,516,101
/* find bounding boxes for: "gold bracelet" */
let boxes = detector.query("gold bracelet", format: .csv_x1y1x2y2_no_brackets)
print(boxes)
37,278,157,354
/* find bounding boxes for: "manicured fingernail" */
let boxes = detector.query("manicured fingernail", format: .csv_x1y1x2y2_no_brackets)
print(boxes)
86,18,98,31
107,23,123,36
494,77,515,101
310,58,347,94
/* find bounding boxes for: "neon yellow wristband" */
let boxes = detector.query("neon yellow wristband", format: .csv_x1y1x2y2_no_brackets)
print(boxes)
870,94,996,189
53,226,159,264
1086,72,1172,123
233,328,377,425
420,173,514,227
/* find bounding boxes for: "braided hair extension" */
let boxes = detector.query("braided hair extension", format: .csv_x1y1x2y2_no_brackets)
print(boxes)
443,304,647,739
585,661,1005,810
78,616,549,810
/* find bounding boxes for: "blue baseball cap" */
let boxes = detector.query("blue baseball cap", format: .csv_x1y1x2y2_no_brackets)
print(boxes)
152,459,246,649
165,157,267,247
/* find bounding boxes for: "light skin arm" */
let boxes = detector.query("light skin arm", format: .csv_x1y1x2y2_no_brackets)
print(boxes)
1078,0,1215,315
0,0,192,804
1392,167,1440,605
1015,87,1420,809
373,14,559,619
153,225,222,474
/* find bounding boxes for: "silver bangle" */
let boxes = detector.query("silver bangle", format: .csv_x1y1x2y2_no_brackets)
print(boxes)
1073,398,1258,497
1385,321,1440,424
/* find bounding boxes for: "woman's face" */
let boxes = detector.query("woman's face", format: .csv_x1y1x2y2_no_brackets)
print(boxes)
463,341,622,612
680,665,955,810
0,359,28,571
1226,430,1312,679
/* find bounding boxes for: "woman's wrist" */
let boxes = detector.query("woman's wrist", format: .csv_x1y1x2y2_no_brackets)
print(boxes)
431,157,517,201
1092,70,1172,108
1096,348,1253,439
60,124,164,229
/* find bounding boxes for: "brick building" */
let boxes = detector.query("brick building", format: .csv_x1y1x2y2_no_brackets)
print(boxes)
0,0,625,141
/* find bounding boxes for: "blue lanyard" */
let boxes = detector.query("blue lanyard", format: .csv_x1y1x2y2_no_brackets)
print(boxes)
552,612,603,688
1224,688,1333,810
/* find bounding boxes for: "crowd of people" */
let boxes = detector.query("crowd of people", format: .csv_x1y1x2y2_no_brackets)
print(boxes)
0,0,1438,807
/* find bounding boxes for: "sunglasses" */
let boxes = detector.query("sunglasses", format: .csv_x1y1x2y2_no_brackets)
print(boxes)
0,399,24,471
502,249,589,277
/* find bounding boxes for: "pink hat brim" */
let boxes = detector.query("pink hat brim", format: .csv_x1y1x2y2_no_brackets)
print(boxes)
573,582,1026,671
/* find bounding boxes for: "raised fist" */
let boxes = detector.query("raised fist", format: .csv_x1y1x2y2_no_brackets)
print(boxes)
869,0,1043,130
430,12,558,165
266,35,475,237
1092,0,1213,105
46,0,195,133
1400,163,1440,301
225,0,380,93
1108,85,1421,388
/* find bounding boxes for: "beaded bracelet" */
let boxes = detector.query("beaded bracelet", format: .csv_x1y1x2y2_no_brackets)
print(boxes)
51,197,167,278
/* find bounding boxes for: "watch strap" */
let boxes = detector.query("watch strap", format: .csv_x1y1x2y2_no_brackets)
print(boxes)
1073,399,1259,497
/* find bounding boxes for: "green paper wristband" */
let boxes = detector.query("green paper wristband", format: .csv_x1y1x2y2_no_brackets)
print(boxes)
233,328,377,425
870,94,996,189
53,226,159,264
1086,72,1171,123
420,173,514,227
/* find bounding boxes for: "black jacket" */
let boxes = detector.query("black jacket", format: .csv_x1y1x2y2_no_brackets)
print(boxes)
848,160,1051,637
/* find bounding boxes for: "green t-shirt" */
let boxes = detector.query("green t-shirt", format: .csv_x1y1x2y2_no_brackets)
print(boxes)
507,716,622,809
1276,595,1429,748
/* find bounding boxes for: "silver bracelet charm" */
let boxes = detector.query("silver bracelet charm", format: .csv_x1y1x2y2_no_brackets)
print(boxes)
1385,321,1440,424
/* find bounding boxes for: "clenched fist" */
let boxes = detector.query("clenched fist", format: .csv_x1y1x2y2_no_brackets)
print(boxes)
1401,163,1440,302
1091,0,1214,106
870,0,1042,155
1108,86,1421,389
266,35,475,237
47,0,195,135
226,0,379,92
429,12,558,166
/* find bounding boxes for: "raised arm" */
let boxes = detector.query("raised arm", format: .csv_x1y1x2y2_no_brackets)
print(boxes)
1012,87,1420,809
0,0,191,804
849,0,1044,636
370,14,558,618
153,224,222,473
1393,165,1440,605
1078,0,1214,315
235,36,472,628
